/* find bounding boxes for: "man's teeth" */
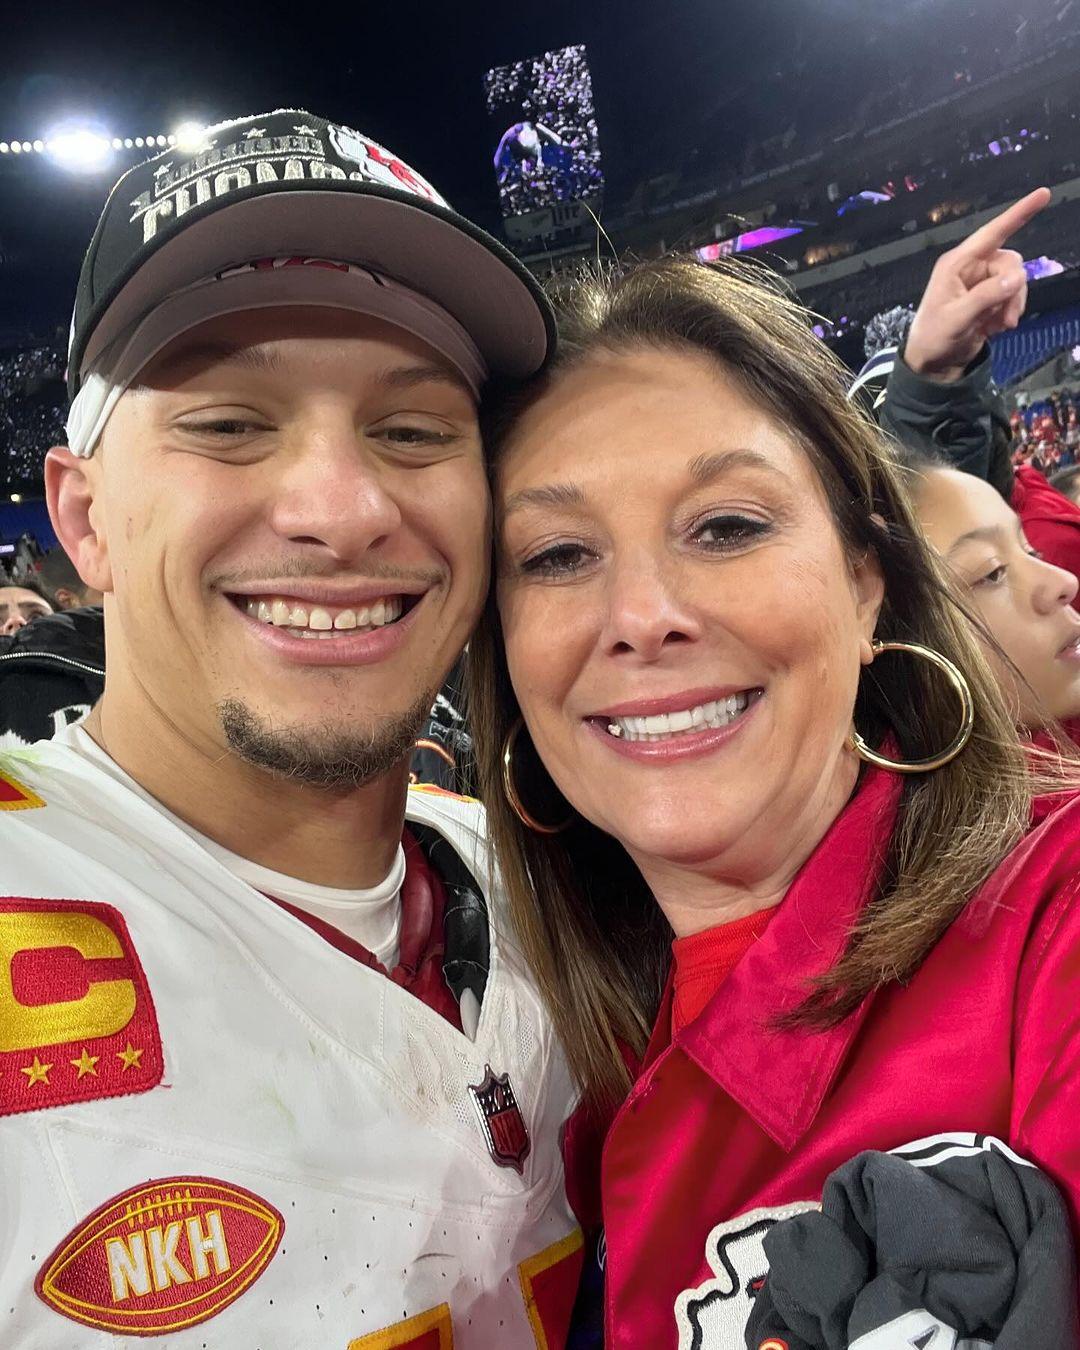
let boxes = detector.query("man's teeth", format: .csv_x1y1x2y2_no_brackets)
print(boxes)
606,692,755,741
243,595,403,638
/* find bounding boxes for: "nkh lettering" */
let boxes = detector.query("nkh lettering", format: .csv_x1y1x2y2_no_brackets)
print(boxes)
187,1210,230,1280
104,1209,231,1302
148,1223,191,1291
106,1233,151,1301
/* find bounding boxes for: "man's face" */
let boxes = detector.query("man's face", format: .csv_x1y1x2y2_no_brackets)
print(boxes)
73,306,489,785
0,586,53,636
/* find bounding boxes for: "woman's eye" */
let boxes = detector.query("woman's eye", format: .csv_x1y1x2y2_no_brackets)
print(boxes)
975,564,1008,587
692,514,772,550
520,542,593,577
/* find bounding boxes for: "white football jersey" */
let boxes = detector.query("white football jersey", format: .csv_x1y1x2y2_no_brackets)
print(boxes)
0,738,581,1348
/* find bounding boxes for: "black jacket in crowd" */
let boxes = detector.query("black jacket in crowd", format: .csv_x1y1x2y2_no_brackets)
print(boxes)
0,606,105,749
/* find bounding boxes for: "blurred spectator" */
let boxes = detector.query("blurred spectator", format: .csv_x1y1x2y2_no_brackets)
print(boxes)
1050,465,1080,509
409,658,474,793
36,545,104,609
858,190,1080,601
0,602,104,749
0,580,53,635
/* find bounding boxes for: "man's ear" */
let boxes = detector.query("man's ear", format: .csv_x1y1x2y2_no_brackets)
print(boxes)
44,448,113,596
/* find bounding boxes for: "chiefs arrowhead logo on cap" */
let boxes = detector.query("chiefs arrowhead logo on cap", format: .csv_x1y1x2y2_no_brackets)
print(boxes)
36,1176,284,1335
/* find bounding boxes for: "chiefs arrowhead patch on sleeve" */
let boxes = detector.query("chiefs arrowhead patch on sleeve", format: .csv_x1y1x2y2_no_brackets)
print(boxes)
0,898,163,1116
0,765,45,810
35,1176,284,1335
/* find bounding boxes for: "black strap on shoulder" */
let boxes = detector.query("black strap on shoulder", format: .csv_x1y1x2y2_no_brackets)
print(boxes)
410,821,491,1012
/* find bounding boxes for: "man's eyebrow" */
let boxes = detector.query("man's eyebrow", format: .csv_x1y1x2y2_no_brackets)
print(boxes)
377,363,472,393
501,481,588,516
946,524,1005,555
155,344,469,392
152,340,282,376
687,448,787,485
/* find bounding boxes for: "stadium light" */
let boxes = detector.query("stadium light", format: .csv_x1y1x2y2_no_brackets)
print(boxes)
172,121,206,153
10,494,22,504
0,144,7,154
46,128,114,174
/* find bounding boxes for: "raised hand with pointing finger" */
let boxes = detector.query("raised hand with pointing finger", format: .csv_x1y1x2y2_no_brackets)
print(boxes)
903,187,1052,383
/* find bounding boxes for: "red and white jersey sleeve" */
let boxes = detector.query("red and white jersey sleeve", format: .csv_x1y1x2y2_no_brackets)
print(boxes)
0,741,581,1349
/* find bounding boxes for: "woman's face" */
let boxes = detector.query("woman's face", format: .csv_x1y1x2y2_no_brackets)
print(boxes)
914,467,1080,727
495,346,883,879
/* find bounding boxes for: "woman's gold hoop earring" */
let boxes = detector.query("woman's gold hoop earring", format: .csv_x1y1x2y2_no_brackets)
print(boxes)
849,640,975,774
501,719,572,834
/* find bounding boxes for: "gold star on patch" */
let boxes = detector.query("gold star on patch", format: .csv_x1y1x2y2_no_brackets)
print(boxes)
70,1049,100,1079
21,1056,52,1087
117,1042,143,1072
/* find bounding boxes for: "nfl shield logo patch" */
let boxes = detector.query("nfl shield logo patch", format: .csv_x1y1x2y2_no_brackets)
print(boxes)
468,1064,531,1173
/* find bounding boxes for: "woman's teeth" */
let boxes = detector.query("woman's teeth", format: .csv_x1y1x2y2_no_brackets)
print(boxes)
606,691,756,741
242,595,404,639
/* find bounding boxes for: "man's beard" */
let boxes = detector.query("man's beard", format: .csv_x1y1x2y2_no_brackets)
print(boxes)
217,689,434,790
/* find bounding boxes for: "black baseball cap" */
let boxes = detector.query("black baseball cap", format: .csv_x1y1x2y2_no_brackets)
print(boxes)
67,109,555,401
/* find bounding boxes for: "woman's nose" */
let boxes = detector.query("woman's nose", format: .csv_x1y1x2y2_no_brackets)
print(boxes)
599,559,702,661
1030,555,1079,615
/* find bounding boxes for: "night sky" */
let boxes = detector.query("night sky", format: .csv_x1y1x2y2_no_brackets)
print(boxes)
0,0,803,332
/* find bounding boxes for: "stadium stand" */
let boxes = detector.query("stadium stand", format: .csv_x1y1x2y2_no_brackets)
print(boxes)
991,304,1080,387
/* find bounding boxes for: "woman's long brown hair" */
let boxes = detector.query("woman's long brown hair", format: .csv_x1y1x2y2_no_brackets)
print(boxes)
468,257,1072,1112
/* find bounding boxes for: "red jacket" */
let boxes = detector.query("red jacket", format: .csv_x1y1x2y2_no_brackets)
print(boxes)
563,763,1080,1349
1012,463,1080,604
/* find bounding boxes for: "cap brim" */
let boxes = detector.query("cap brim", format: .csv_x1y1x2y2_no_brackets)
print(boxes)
74,180,554,391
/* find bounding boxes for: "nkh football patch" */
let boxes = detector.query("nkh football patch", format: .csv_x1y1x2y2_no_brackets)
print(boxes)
36,1176,283,1335
0,898,162,1116
675,1203,819,1350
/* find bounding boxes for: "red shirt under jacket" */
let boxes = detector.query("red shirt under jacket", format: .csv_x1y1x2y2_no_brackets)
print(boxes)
563,763,1080,1349
1012,464,1080,605
671,908,775,1034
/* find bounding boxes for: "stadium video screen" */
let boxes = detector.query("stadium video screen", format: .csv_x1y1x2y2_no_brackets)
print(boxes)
483,44,603,218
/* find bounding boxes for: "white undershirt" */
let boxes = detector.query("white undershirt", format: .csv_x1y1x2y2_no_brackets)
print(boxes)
63,725,404,968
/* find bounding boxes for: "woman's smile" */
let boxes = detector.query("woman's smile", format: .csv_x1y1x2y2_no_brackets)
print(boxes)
583,686,765,759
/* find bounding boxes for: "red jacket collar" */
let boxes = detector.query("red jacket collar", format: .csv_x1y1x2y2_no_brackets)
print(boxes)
674,763,903,1152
